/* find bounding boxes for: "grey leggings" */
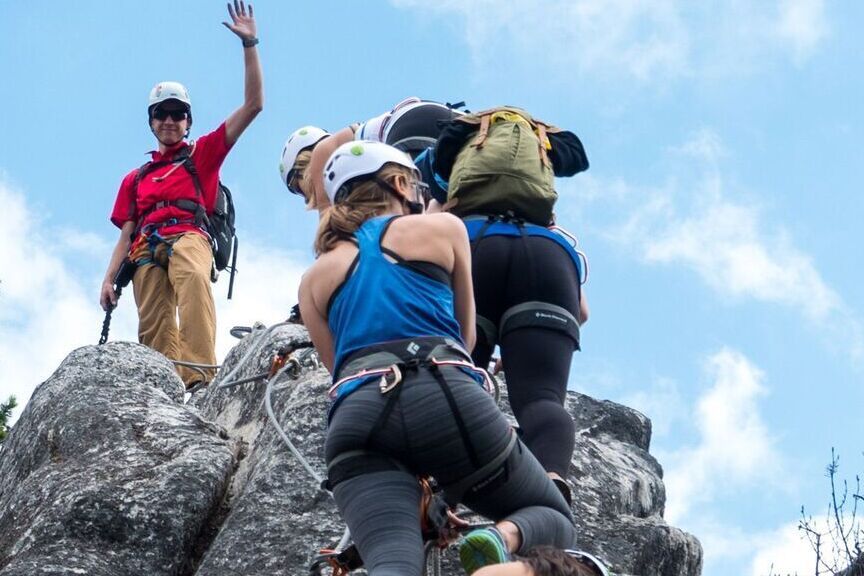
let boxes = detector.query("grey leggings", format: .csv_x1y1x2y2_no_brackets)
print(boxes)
325,365,577,576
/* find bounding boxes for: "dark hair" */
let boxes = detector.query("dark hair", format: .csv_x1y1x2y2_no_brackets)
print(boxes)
520,547,603,576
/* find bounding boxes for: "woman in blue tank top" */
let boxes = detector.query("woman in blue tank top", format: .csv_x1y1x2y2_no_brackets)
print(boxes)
299,141,577,576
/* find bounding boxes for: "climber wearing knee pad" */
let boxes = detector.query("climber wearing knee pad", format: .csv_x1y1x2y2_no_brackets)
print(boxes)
432,107,591,503
299,140,576,576
469,225,586,503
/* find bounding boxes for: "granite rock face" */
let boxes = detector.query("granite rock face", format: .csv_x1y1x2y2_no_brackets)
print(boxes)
563,392,703,575
0,327,702,575
189,323,343,575
0,342,237,576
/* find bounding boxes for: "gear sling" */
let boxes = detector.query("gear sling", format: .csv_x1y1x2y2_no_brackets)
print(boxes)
134,146,239,298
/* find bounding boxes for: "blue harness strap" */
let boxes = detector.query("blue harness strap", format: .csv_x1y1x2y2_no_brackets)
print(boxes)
462,215,584,280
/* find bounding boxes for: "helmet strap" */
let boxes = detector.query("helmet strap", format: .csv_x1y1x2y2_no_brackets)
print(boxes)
375,177,424,215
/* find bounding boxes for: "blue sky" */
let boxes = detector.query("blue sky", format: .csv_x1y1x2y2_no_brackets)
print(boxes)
1,1,862,574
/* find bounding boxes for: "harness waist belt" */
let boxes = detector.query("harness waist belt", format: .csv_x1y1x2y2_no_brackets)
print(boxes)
329,336,493,403
335,336,470,381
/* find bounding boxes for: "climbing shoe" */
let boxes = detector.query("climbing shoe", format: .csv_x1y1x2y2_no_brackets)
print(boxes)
459,526,510,574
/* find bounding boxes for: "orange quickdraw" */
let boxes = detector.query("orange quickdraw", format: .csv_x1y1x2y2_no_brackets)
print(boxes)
268,349,290,378
268,345,304,379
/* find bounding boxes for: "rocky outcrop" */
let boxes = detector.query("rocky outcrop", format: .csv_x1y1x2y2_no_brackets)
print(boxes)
188,323,342,575
0,342,236,576
566,392,702,575
0,325,702,575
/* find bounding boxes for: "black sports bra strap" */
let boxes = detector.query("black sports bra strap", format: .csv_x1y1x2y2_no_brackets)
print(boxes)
378,216,452,286
327,252,361,315
380,246,406,263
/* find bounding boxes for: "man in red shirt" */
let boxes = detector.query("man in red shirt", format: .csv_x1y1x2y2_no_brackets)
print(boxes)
100,0,263,388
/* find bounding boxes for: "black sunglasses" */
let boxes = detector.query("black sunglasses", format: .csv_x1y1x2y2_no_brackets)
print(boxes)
414,180,431,206
152,108,189,122
286,169,304,196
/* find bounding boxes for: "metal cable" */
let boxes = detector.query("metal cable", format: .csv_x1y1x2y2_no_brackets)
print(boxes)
264,362,325,488
218,321,292,388
172,359,222,381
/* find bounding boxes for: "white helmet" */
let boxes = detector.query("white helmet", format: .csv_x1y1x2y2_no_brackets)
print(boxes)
354,97,421,142
564,550,610,576
323,141,419,204
384,100,464,157
279,126,330,192
148,81,192,110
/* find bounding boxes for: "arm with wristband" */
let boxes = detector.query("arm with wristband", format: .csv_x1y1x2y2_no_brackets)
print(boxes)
222,0,263,147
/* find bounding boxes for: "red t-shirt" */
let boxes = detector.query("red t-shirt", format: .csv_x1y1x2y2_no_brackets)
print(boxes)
110,123,232,241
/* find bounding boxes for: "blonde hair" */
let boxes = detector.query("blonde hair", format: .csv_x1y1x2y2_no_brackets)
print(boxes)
314,164,414,255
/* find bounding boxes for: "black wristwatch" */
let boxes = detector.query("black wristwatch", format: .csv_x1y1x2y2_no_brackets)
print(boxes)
242,37,259,48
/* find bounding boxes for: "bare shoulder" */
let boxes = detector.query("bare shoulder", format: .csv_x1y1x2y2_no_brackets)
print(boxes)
393,212,465,235
428,212,469,241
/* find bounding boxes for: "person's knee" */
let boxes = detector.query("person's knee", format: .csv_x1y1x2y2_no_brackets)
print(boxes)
516,398,573,430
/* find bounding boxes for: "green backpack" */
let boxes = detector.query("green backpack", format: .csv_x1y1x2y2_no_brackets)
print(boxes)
446,107,560,225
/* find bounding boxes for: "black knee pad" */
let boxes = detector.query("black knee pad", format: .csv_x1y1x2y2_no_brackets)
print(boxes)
500,301,580,349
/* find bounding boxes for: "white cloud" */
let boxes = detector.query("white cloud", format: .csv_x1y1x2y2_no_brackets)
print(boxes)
211,242,309,360
670,128,727,164
774,0,829,63
644,200,840,322
0,177,310,424
620,376,686,437
662,348,779,523
393,0,689,82
747,515,861,576
0,180,121,418
750,521,817,576
391,0,829,84
589,129,864,362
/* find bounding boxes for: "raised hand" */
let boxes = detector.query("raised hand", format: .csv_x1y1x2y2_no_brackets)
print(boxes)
223,0,256,42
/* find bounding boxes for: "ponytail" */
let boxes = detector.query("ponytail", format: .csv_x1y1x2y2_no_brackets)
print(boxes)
313,164,415,255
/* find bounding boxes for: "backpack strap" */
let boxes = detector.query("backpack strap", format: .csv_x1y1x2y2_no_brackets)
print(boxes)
177,152,205,200
134,145,209,233
473,113,492,149
535,122,551,168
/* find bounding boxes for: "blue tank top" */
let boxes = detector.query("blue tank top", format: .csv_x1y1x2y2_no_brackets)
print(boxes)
328,216,464,376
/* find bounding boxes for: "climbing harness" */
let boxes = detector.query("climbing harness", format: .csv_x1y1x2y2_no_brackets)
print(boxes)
464,213,585,352
548,224,589,285
218,324,504,576
134,143,239,298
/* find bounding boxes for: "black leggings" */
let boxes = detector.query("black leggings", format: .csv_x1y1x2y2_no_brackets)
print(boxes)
471,234,581,478
326,366,576,576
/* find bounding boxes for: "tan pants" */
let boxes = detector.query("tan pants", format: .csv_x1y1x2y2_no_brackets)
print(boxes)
132,233,216,385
